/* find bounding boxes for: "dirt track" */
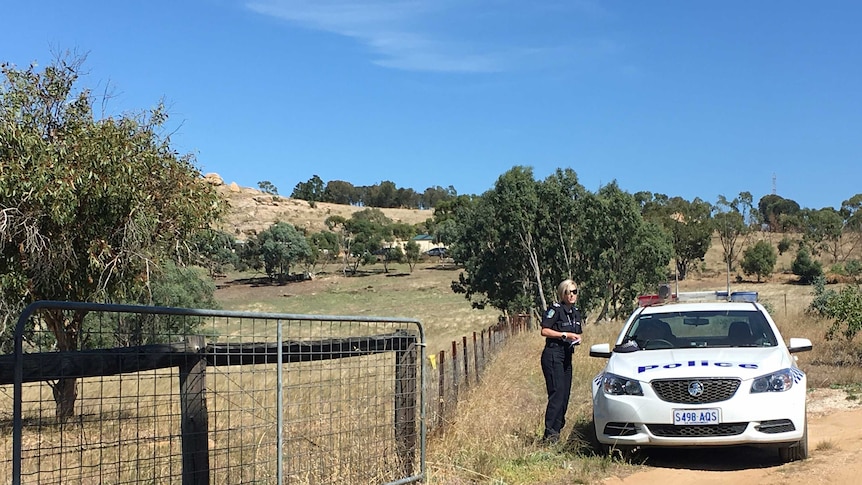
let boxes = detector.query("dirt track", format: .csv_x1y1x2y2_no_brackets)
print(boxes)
603,388,862,484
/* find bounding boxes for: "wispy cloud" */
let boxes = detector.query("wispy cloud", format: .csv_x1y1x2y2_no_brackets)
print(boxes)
245,0,612,73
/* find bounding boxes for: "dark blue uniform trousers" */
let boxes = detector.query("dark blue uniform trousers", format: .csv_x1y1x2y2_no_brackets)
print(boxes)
541,343,572,441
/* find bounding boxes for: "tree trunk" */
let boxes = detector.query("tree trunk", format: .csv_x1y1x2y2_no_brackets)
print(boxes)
51,378,78,421
43,308,85,423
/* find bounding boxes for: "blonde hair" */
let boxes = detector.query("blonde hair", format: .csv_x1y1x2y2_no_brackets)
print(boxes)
556,279,577,302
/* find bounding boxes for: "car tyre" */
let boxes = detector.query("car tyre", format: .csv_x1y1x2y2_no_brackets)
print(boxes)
778,417,808,462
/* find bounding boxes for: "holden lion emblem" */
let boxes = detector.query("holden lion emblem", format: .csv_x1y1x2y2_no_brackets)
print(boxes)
688,381,705,397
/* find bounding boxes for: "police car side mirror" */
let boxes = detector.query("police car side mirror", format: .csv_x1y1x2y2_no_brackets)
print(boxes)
589,343,612,358
788,338,813,353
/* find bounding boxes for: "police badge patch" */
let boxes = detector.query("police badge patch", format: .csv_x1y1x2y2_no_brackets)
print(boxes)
545,308,555,319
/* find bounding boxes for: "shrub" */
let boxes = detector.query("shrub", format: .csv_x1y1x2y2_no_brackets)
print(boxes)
741,240,777,282
846,259,862,281
777,236,792,255
792,247,823,284
808,278,862,341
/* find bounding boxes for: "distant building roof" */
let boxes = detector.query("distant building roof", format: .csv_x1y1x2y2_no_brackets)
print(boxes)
413,234,434,241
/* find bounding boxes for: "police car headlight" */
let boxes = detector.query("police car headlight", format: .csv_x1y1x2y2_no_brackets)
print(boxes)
602,373,643,396
750,368,793,393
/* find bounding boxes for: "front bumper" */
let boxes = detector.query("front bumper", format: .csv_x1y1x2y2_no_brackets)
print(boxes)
592,377,807,448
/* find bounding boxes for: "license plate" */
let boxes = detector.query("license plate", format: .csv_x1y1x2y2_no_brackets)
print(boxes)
673,408,720,425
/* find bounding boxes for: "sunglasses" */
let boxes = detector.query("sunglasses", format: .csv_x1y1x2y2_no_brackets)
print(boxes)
566,289,578,295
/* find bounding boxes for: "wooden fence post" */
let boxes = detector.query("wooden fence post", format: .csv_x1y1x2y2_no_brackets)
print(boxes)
179,335,209,485
480,330,486,373
451,341,459,403
395,336,418,477
472,332,479,382
437,350,445,428
462,335,469,387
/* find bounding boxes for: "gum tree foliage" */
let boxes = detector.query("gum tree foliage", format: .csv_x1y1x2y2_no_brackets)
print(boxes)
305,230,340,273
420,185,457,209
449,167,671,320
839,194,862,261
637,193,713,281
404,240,421,272
740,240,778,283
576,182,673,321
291,175,324,202
323,180,358,205
257,180,278,196
532,168,584,311
757,194,801,232
82,261,219,350
379,246,404,274
713,192,754,272
190,229,240,276
450,170,534,314
799,207,845,263
0,56,224,420
325,209,390,274
255,222,312,282
808,277,862,341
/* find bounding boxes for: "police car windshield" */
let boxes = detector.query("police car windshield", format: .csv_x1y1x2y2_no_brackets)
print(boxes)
627,311,778,349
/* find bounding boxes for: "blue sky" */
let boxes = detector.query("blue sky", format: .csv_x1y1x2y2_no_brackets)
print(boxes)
4,1,860,210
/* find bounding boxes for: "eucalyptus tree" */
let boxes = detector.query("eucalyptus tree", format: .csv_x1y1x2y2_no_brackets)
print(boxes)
450,168,671,321
457,167,587,314
639,194,712,280
799,207,844,263
532,168,586,309
340,208,389,273
450,184,529,313
306,230,340,273
713,192,754,272
323,180,358,205
575,183,672,321
841,194,862,262
0,55,224,420
291,175,324,203
404,240,421,272
757,194,800,232
255,222,312,281
741,240,778,282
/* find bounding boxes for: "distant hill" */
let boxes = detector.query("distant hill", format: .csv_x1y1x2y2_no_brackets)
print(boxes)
204,174,433,239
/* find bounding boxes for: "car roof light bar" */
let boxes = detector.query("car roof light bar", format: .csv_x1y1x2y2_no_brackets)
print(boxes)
636,289,758,307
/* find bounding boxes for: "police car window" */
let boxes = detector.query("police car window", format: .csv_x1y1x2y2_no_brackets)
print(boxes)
630,311,777,347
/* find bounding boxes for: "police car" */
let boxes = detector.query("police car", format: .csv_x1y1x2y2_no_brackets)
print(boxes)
589,290,812,462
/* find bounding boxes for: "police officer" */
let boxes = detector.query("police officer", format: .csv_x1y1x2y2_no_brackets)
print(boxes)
540,279,583,443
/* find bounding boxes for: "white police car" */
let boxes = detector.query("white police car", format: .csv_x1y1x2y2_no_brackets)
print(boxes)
590,290,812,462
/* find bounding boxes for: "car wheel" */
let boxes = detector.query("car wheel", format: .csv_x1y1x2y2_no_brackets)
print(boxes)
778,418,808,462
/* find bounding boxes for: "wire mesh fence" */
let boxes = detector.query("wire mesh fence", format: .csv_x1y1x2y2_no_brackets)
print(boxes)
0,301,423,485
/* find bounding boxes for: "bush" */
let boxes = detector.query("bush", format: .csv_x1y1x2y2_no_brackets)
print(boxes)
846,259,862,281
792,247,823,284
777,236,792,255
808,277,862,341
741,240,777,282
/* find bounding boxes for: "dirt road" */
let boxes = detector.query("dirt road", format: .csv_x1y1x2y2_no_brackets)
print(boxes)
603,388,862,485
